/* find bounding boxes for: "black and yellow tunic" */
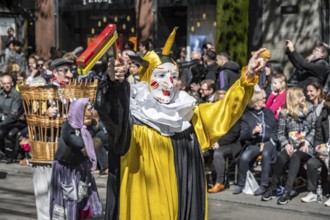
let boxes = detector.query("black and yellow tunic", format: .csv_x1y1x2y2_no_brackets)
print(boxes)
96,70,257,220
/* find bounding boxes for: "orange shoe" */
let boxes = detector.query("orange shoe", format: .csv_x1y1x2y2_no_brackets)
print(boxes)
208,183,225,193
19,158,27,166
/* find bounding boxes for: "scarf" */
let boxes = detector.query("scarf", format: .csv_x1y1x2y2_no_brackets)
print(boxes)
67,98,96,171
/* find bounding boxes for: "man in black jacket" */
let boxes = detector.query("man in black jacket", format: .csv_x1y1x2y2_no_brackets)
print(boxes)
286,40,330,91
207,119,242,193
0,74,24,163
216,51,240,91
203,50,219,82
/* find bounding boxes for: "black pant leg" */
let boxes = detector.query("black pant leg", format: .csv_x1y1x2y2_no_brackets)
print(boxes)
306,157,323,193
285,151,311,193
269,150,290,190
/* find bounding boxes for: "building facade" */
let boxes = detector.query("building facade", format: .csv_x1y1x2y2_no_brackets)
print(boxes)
0,0,329,71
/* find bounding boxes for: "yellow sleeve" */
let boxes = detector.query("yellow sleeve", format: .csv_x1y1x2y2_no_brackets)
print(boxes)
192,67,258,152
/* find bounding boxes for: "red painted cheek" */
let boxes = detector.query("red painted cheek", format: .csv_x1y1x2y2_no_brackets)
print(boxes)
150,81,159,89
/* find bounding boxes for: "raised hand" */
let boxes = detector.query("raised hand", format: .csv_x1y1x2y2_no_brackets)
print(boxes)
107,54,128,82
285,40,295,52
211,142,219,150
246,48,266,78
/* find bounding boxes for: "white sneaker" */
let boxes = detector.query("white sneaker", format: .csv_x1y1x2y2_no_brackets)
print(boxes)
301,192,317,203
324,198,330,206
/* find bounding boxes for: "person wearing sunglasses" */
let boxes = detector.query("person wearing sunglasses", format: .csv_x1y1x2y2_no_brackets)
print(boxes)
37,58,54,84
286,40,329,94
32,57,75,220
25,57,46,87
50,58,74,86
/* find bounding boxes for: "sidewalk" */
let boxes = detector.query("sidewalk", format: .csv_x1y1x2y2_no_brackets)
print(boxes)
0,162,330,218
0,161,33,176
0,162,108,186
209,186,330,218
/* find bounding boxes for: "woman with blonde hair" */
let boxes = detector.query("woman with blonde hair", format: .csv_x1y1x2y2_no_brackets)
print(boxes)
266,73,287,120
6,62,20,74
6,63,20,86
262,87,316,205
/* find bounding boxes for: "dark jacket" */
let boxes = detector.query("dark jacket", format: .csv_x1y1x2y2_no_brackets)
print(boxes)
218,119,241,146
179,60,201,86
205,62,219,82
55,122,87,165
0,88,23,127
314,107,329,147
240,108,278,146
287,50,330,88
189,61,207,84
217,61,240,91
258,67,272,98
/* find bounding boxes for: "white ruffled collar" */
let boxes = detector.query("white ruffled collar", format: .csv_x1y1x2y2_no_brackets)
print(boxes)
130,82,196,136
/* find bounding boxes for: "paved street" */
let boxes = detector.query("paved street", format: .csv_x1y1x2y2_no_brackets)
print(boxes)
0,164,330,220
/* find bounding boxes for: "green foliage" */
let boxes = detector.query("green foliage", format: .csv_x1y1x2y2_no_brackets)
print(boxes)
216,0,249,66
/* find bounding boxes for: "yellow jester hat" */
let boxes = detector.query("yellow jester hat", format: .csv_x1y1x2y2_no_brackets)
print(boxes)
137,27,179,84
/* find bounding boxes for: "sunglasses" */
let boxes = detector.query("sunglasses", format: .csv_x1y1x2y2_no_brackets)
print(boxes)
37,63,44,67
57,67,71,74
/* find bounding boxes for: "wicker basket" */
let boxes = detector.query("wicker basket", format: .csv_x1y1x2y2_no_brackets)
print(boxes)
20,80,98,164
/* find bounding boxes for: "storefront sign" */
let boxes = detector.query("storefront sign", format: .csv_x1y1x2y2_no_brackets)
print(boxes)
83,0,112,5
281,5,299,14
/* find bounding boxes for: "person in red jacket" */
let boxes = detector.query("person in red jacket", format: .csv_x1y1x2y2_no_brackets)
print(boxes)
266,73,288,120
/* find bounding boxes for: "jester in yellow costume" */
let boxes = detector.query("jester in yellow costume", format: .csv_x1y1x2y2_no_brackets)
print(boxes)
96,28,264,220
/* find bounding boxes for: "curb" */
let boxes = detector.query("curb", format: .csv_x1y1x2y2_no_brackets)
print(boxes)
0,164,32,176
1,163,330,218
209,197,330,218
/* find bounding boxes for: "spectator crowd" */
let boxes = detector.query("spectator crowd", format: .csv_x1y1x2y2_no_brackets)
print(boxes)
1,25,330,215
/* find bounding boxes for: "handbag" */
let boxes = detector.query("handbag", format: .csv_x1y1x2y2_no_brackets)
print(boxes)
243,170,259,195
61,179,78,201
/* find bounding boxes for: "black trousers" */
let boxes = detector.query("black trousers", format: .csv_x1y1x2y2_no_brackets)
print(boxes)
269,150,310,193
306,157,328,193
0,122,26,158
213,141,241,183
0,123,18,152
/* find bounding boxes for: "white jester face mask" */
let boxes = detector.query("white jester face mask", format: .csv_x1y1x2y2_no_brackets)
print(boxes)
149,62,179,104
